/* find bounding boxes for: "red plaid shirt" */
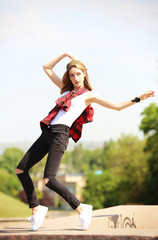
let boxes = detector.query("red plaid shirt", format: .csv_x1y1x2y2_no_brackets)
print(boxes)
40,88,94,142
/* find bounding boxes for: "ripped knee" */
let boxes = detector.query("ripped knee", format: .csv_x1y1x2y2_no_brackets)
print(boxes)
16,168,24,175
43,178,49,185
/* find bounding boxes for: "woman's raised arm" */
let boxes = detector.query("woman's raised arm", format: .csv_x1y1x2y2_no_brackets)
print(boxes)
86,90,155,110
43,53,74,89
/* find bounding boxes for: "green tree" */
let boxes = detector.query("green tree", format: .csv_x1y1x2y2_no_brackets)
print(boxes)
82,170,120,209
102,134,148,204
0,147,24,198
0,147,24,174
139,103,158,204
0,169,21,197
81,134,148,208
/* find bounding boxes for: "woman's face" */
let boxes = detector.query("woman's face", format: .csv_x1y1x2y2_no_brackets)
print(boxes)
69,67,86,90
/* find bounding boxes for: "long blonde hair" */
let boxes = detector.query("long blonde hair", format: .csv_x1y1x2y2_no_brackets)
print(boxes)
61,60,93,94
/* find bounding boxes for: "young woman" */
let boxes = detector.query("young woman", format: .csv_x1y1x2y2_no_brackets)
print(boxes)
16,53,155,231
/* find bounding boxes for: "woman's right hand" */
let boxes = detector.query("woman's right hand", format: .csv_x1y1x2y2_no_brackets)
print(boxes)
64,52,75,60
43,53,75,89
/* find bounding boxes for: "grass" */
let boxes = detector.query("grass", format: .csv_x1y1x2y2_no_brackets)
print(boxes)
0,191,31,218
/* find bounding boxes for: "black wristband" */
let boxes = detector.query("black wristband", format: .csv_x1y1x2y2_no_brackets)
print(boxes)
131,97,140,103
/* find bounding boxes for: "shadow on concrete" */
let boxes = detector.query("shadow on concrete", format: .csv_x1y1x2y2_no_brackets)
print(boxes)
0,228,31,234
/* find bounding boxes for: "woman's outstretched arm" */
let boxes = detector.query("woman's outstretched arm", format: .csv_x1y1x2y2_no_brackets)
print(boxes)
43,53,74,89
86,90,155,110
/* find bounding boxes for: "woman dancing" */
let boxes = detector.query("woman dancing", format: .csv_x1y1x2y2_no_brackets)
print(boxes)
16,52,155,231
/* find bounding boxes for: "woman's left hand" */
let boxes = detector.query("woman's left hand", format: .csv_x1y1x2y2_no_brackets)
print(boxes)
139,90,155,101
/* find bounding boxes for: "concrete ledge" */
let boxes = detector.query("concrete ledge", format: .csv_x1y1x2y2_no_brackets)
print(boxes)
92,205,158,228
0,205,158,240
0,234,158,240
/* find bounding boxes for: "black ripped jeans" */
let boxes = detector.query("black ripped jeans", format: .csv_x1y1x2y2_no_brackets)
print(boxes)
16,124,80,210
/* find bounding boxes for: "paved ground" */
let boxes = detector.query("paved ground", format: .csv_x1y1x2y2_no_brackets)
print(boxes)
0,206,158,240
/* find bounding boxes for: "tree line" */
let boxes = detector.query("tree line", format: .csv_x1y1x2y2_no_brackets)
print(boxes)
0,103,157,209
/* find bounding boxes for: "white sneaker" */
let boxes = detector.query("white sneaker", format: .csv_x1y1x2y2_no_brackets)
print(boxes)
79,204,93,230
31,205,48,231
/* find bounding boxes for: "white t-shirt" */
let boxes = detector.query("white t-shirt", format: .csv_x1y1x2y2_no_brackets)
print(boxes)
50,91,89,127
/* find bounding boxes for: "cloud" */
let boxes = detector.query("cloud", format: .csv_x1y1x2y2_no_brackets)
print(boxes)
0,6,97,46
1,0,157,44
87,0,158,30
0,8,49,41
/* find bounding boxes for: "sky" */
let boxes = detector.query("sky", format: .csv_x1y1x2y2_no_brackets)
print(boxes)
0,0,158,145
